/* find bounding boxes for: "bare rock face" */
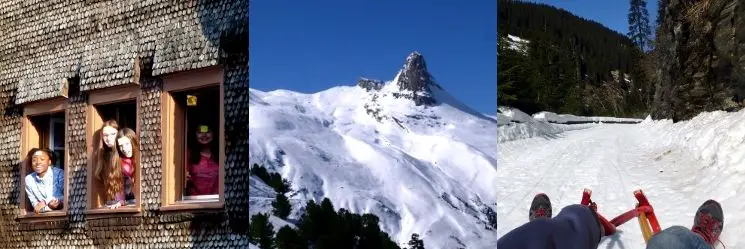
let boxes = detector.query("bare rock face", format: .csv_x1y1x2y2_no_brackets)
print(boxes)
357,77,384,91
652,0,745,121
362,52,446,123
392,52,442,106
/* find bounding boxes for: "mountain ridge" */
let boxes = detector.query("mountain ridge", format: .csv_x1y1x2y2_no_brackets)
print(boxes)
249,53,498,249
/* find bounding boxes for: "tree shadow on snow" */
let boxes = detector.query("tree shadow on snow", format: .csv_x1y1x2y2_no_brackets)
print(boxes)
601,230,626,249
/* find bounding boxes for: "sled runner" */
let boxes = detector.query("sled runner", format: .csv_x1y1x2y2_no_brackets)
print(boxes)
581,188,662,243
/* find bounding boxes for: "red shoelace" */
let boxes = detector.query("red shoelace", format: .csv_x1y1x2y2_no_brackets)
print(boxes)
691,213,723,247
534,207,548,218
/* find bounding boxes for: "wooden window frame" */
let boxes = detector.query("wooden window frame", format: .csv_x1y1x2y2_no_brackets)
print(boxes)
18,98,70,223
85,84,142,218
160,66,225,212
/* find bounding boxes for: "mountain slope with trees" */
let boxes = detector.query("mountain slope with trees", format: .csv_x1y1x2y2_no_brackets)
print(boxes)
498,0,654,117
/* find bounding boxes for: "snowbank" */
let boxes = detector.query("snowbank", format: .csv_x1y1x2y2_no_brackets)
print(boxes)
533,111,643,124
634,109,745,247
497,107,597,142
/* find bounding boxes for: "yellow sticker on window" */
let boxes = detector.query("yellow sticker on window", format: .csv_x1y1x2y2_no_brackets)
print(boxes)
187,95,197,106
199,125,210,133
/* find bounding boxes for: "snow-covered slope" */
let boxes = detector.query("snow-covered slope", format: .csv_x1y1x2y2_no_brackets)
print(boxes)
497,106,598,143
249,52,498,249
506,34,529,54
498,108,745,248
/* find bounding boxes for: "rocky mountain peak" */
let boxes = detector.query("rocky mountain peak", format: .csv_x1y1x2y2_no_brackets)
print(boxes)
394,52,441,106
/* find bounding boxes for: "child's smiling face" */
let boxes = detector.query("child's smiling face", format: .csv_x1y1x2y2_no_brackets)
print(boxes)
32,150,51,175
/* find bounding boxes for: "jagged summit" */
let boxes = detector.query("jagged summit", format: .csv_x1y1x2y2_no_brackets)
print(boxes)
393,52,442,106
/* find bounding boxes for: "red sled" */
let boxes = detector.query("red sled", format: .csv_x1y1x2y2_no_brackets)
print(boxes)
581,188,662,243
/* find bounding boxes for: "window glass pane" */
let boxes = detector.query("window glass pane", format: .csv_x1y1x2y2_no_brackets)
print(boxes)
50,115,65,169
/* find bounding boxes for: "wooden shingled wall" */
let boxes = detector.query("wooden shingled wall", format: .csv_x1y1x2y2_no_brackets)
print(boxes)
0,0,248,248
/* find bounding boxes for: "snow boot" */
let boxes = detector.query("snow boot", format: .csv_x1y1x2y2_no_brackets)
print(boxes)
529,193,552,221
691,199,723,247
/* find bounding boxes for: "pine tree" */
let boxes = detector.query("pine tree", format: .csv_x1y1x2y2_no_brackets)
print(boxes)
497,35,521,106
628,0,653,51
274,226,306,249
407,233,425,249
272,192,292,219
269,172,291,194
250,164,271,183
249,213,275,249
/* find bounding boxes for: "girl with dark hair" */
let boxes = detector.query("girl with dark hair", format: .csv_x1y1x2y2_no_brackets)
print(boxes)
186,124,219,196
24,148,64,213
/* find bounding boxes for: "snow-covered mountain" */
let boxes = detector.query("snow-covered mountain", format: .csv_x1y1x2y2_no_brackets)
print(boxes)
249,52,498,249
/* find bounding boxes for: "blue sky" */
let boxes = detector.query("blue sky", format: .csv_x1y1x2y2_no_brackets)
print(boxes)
529,0,659,36
250,1,497,114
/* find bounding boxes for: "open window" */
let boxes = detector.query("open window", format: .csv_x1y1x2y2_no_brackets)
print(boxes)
19,98,68,220
161,66,225,211
85,85,141,215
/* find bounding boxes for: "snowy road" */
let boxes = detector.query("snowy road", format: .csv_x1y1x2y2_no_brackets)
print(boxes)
497,119,745,248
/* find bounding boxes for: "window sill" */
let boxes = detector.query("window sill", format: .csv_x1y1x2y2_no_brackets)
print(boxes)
84,206,141,219
17,210,68,223
160,200,224,212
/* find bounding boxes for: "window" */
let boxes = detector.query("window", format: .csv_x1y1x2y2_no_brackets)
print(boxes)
161,66,225,211
85,85,142,215
19,98,68,219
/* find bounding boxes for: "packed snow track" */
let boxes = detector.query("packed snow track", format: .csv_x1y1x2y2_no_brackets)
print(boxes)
498,110,745,248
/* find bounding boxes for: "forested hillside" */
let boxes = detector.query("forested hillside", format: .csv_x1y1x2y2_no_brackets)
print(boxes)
498,0,654,117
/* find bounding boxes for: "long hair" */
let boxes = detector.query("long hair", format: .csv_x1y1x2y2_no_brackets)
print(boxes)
94,120,122,200
116,127,140,173
189,124,219,165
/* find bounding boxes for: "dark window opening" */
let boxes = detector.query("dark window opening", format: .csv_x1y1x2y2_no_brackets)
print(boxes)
28,112,65,170
173,86,221,201
95,101,137,132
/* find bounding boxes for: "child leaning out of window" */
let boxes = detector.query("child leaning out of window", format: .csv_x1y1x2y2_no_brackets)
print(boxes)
24,148,64,213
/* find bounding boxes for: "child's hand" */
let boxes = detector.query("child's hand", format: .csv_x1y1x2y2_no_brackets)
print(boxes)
34,201,47,213
48,199,60,209
107,202,122,209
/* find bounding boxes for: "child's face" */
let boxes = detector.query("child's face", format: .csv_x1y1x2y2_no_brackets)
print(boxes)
102,126,118,148
117,137,133,158
31,150,51,175
197,131,214,145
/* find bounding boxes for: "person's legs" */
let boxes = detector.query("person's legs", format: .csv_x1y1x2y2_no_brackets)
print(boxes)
498,204,602,249
646,226,711,249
